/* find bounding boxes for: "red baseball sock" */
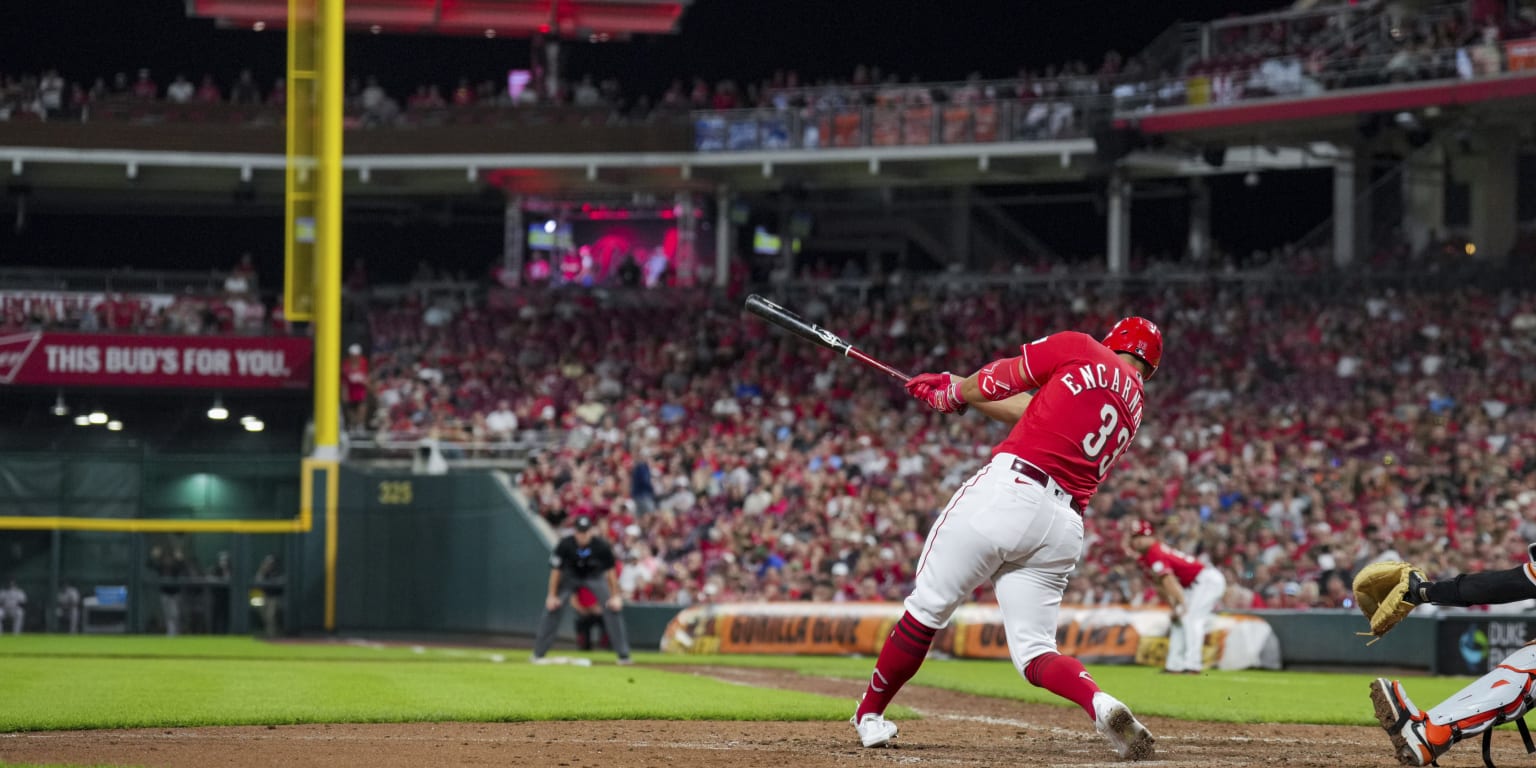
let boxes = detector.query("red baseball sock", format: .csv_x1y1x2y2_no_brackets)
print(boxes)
856,611,936,719
1024,652,1100,719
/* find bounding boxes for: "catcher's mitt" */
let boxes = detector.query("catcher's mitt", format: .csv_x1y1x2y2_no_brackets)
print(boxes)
1352,561,1426,645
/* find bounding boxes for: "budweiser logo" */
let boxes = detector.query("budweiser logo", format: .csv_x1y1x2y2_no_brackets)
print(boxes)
0,332,40,384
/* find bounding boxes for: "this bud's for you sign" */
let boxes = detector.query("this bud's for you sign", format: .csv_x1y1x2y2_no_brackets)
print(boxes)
0,333,312,389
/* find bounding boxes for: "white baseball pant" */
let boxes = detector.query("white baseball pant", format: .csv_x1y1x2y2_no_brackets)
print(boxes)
1423,642,1536,737
905,452,1084,677
1166,567,1225,672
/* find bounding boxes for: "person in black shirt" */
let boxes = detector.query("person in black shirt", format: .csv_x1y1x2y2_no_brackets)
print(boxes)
254,555,285,638
530,516,632,665
147,546,190,636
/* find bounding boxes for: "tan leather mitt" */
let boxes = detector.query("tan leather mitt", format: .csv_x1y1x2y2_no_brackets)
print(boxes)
1352,560,1425,645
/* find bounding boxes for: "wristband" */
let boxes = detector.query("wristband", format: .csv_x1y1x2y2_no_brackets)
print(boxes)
943,375,965,410
977,356,1027,402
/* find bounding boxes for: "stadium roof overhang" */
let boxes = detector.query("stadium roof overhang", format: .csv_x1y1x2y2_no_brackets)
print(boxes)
0,139,1333,213
1113,73,1536,148
185,0,691,38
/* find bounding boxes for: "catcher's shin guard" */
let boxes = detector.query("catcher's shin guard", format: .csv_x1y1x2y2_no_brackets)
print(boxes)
1372,678,1445,766
1415,644,1536,768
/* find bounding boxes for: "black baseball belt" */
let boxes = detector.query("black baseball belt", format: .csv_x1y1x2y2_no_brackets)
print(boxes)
1009,458,1084,515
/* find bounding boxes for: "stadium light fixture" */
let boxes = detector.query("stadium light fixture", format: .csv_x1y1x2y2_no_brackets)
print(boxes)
107,420,123,432
240,415,259,424
208,397,229,421
51,393,69,417
88,411,108,425
73,415,90,427
244,419,266,433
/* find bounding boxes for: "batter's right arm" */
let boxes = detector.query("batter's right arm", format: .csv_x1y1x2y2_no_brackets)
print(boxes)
909,352,1034,416
970,391,1034,424
956,355,1032,405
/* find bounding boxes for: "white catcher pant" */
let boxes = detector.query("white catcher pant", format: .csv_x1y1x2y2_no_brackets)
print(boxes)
1166,567,1225,672
1419,643,1536,739
905,453,1084,677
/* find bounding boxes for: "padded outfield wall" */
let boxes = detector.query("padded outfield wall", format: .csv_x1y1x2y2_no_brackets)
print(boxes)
299,466,553,634
295,465,682,646
0,453,676,643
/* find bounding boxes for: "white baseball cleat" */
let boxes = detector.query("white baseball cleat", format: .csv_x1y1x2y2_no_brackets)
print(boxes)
851,712,899,748
1370,678,1445,766
1092,692,1155,761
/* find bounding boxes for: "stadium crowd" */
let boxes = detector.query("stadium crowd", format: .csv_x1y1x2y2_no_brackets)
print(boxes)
360,269,1536,613
0,257,281,336
4,0,1527,130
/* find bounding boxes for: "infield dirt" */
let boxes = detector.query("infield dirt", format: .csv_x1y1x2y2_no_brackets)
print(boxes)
0,665,1498,767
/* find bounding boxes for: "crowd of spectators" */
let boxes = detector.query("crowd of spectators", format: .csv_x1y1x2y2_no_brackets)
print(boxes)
8,1,1529,131
359,265,1536,616
699,1,1536,149
1180,1,1536,106
0,255,284,337
0,67,280,123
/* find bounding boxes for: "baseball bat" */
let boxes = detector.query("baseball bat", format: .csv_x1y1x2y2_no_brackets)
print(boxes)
744,294,911,383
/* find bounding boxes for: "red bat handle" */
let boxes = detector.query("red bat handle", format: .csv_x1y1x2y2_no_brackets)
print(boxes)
846,348,911,383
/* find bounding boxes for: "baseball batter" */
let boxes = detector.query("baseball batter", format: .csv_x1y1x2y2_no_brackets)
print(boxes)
851,318,1162,761
1371,545,1536,766
1128,519,1226,674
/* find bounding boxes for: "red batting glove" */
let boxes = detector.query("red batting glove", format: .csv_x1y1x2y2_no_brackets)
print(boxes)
906,372,967,414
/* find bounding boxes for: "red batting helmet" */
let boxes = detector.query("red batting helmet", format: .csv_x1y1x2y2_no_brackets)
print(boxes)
1103,316,1162,377
1128,518,1155,538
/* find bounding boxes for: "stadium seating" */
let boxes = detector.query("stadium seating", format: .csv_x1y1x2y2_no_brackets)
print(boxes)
6,0,1524,144
360,260,1536,612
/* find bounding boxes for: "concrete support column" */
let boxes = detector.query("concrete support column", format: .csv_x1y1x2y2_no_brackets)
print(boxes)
1402,144,1445,259
949,186,972,268
714,187,733,289
1332,144,1371,268
1188,176,1211,264
674,192,698,287
1469,127,1518,262
778,195,795,279
1107,171,1131,275
502,195,525,285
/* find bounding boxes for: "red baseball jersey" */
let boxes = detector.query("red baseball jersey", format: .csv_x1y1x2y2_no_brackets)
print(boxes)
1136,541,1204,588
993,331,1146,509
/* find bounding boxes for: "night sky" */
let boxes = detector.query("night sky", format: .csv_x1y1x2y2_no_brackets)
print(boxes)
0,0,1328,283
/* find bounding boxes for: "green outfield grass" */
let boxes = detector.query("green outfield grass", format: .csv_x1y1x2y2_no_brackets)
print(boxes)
0,635,1476,731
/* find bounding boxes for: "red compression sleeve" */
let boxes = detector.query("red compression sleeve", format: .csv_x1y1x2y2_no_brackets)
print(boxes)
976,356,1027,401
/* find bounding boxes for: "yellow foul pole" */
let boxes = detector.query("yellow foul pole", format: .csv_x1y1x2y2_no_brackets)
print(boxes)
313,0,343,461
315,0,345,633
284,0,316,323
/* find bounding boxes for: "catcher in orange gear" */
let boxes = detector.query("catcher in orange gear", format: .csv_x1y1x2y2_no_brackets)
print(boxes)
1365,544,1536,767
